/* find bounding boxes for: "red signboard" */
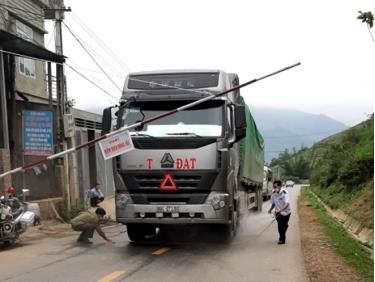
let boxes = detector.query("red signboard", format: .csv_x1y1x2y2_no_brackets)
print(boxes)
99,131,134,160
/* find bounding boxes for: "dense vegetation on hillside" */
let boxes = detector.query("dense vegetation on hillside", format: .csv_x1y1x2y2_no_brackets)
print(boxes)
271,115,374,228
270,147,310,181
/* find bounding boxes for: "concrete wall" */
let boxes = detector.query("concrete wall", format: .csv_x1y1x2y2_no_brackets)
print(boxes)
74,127,114,207
29,197,62,220
0,0,48,33
14,57,46,98
75,128,90,204
0,0,48,99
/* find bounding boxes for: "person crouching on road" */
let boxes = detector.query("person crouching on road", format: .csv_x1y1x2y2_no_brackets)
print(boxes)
71,207,112,244
89,183,105,207
268,180,291,245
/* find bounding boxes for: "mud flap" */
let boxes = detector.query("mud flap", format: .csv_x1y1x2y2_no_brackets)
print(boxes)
256,186,263,212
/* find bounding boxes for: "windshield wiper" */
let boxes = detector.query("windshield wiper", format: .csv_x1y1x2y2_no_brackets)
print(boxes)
130,133,155,138
165,132,202,137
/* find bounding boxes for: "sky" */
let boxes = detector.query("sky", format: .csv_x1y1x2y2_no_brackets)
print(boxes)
45,0,375,126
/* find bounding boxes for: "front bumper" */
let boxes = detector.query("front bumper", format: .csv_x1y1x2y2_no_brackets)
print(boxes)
116,196,231,225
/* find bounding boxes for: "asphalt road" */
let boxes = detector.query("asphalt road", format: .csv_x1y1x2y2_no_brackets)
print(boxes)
0,186,308,282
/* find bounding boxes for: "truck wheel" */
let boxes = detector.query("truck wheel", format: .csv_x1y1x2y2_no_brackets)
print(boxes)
126,224,156,242
3,240,11,247
219,207,237,243
219,224,233,242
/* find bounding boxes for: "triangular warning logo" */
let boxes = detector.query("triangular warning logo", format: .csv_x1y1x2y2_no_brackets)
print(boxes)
160,174,177,191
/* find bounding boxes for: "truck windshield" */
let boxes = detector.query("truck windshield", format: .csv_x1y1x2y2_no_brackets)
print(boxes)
120,100,223,137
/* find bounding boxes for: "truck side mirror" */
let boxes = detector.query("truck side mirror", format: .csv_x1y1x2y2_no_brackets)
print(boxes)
234,105,247,142
101,107,112,135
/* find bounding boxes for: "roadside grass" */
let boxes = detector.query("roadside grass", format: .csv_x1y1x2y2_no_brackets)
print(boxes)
312,182,374,229
301,187,374,282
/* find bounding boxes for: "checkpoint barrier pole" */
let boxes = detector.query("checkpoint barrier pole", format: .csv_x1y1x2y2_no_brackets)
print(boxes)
0,62,301,179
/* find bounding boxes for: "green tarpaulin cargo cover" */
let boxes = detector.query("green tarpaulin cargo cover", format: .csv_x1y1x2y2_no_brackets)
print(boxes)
239,98,265,184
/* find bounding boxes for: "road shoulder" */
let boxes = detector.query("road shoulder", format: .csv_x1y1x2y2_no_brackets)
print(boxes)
299,187,373,282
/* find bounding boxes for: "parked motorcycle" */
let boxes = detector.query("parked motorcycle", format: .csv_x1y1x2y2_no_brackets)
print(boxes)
0,192,35,246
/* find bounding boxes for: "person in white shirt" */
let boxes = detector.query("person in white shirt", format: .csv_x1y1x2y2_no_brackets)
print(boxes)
89,183,104,207
268,180,291,244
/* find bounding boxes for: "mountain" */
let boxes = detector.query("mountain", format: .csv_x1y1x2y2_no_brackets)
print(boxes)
250,107,348,162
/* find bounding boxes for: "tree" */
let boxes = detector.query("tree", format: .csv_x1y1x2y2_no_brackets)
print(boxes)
66,97,76,110
357,11,374,41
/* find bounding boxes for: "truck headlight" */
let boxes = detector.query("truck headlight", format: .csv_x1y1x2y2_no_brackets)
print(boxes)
116,193,131,208
206,192,228,210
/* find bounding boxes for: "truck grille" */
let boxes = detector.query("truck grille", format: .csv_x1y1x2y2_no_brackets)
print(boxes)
121,171,217,195
134,175,201,190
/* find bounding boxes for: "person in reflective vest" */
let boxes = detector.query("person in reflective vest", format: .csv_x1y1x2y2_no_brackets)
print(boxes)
268,180,291,244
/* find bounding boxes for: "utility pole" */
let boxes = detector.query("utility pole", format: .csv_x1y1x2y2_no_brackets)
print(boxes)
45,0,75,213
0,48,9,150
0,47,11,194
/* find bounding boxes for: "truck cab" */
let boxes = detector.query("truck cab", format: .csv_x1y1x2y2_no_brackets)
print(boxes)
102,70,264,242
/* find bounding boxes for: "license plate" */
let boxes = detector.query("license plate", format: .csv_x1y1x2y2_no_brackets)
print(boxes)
156,206,180,213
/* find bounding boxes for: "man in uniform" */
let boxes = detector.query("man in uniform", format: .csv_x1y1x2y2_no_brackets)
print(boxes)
268,180,291,244
89,183,105,207
71,207,112,244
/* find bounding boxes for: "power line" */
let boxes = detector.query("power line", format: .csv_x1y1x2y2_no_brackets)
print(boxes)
25,11,216,104
66,63,119,104
63,12,225,98
69,11,131,73
63,18,124,77
67,12,213,97
67,59,123,94
61,13,296,105
66,59,125,78
62,33,213,99
46,21,56,49
367,24,374,42
1,49,122,105
63,21,123,93
64,16,296,100
2,24,203,104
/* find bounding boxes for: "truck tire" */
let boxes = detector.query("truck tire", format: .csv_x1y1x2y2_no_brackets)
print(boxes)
3,240,12,247
126,224,156,242
219,206,237,243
